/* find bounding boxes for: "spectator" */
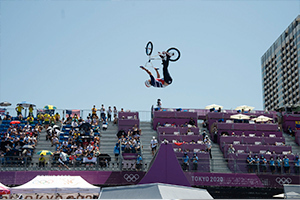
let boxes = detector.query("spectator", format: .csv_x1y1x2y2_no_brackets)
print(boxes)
136,154,143,171
205,139,212,159
102,120,108,131
150,136,158,156
54,112,60,122
107,106,112,122
188,117,196,127
247,154,254,173
114,143,120,161
260,155,267,173
28,105,34,117
283,155,290,174
182,152,189,171
276,156,282,174
113,115,118,126
287,126,295,136
92,105,97,118
113,106,118,119
227,144,235,154
295,155,300,174
192,153,198,171
3,112,11,120
38,154,46,167
269,156,276,174
254,155,260,173
15,105,24,116
100,104,105,121
156,99,162,110
58,149,69,170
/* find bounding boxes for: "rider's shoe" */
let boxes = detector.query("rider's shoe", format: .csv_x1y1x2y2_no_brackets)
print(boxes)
155,68,159,70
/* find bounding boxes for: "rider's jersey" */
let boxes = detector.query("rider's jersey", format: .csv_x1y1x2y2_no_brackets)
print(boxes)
150,76,166,88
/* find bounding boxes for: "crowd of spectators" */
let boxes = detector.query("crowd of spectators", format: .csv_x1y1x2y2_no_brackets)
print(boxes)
47,105,119,168
0,118,42,166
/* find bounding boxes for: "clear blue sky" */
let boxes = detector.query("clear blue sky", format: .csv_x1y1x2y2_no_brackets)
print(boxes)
0,0,299,111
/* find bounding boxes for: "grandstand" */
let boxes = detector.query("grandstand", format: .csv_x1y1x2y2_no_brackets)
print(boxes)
0,106,299,198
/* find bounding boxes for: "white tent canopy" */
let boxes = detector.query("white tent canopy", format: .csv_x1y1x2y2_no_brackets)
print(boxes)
99,183,213,199
10,175,100,194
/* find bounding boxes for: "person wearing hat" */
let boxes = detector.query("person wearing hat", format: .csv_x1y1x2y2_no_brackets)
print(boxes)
150,136,158,156
140,51,173,88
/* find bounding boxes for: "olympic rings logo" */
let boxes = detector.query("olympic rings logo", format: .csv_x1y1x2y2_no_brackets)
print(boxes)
123,174,140,182
275,177,292,185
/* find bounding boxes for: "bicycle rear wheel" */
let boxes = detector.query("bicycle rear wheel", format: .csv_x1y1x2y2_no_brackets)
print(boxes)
145,41,153,56
167,47,180,62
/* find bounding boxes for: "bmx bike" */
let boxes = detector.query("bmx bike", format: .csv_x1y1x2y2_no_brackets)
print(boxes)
145,41,180,68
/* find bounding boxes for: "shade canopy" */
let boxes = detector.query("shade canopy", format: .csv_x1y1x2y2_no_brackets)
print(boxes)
252,115,273,122
230,114,250,120
235,105,255,111
17,101,36,107
0,102,12,107
99,183,213,199
205,104,223,110
10,175,100,194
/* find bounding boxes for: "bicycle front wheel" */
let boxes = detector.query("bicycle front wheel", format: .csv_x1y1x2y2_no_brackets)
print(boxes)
167,47,180,62
145,41,153,56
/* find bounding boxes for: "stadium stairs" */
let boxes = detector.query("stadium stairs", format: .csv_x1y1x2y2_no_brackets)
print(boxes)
281,130,300,154
139,121,158,170
31,128,57,166
199,123,232,173
99,122,119,158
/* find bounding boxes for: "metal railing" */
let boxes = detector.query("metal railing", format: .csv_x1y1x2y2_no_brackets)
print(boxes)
0,108,152,122
0,155,299,175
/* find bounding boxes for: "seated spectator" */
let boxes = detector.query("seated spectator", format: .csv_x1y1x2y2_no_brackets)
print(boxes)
17,114,23,121
227,144,235,154
3,112,11,120
102,121,108,131
71,119,78,128
74,148,83,157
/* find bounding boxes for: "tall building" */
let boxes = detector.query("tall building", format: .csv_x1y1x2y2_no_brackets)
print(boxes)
261,15,300,111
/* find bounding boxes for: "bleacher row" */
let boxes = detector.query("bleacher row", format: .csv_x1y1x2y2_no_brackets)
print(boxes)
152,108,300,174
208,112,298,173
153,111,209,172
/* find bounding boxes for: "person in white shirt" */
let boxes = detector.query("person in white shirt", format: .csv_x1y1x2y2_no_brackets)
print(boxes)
58,149,69,169
107,106,112,121
150,136,158,156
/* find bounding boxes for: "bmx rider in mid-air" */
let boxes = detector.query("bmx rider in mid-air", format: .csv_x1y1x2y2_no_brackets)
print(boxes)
140,51,173,88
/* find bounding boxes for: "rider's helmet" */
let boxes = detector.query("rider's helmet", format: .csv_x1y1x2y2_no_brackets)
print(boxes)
145,80,151,88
